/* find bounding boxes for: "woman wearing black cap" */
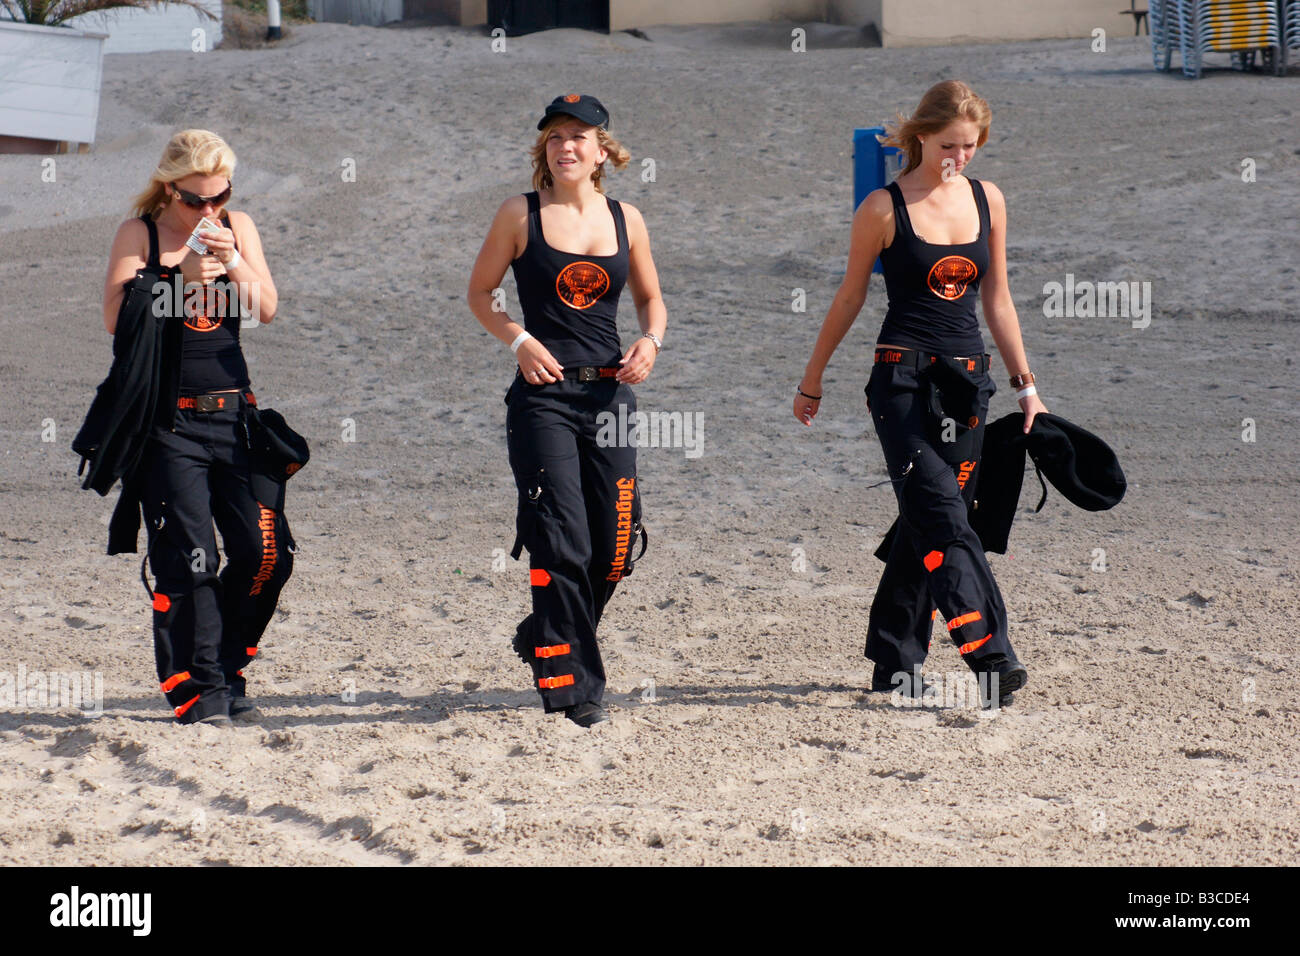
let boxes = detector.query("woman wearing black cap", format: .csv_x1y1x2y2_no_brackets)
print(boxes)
794,81,1048,708
468,95,667,727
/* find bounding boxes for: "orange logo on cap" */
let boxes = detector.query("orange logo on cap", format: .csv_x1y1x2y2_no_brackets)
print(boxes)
927,255,977,300
556,261,610,310
564,94,580,103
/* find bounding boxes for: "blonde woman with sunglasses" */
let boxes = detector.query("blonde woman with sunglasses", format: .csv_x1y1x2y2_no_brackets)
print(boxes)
100,129,291,726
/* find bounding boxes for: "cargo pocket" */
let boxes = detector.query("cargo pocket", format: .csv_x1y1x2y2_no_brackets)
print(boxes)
924,363,983,467
509,467,548,561
281,513,298,561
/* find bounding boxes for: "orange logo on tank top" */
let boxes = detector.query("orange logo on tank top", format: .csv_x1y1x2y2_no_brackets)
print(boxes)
927,255,977,301
556,261,610,310
183,285,228,332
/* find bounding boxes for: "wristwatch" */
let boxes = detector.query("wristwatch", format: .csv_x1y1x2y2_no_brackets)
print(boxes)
642,331,662,353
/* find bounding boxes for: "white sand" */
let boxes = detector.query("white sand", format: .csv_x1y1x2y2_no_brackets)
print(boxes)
0,20,1297,865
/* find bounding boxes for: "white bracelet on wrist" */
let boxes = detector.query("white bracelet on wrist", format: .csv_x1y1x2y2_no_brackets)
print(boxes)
224,247,242,271
1016,385,1038,400
510,330,533,354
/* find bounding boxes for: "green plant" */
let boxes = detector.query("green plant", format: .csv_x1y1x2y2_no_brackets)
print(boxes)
0,0,217,27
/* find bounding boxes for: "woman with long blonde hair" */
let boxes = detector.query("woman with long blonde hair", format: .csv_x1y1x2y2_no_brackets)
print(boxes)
100,129,291,725
468,95,667,727
795,81,1048,708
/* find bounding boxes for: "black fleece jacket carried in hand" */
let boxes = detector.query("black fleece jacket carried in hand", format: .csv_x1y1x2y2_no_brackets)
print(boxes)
72,219,182,553
874,412,1127,560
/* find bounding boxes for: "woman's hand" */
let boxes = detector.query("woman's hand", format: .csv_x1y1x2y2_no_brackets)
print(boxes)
616,336,657,384
516,338,565,384
179,248,227,286
198,223,237,265
1019,391,1049,433
793,381,822,426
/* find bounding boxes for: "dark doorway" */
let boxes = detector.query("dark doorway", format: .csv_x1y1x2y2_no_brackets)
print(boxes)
488,0,610,35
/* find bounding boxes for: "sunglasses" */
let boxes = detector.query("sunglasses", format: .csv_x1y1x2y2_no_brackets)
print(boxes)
172,181,232,209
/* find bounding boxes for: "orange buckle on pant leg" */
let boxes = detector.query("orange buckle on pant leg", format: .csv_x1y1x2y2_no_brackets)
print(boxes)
174,693,201,718
160,671,192,694
922,550,944,572
538,675,575,690
530,569,552,587
534,644,571,658
245,647,258,657
947,611,983,631
959,634,993,655
153,593,171,612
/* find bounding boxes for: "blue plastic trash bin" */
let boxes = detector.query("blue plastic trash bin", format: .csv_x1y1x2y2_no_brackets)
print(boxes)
853,126,905,274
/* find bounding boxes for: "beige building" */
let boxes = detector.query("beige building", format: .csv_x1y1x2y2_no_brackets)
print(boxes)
424,0,1141,45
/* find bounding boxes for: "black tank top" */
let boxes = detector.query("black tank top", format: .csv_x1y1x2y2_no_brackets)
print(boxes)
142,213,250,395
509,191,628,368
877,176,990,355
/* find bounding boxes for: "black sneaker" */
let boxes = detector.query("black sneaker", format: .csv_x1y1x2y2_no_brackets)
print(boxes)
871,663,926,698
564,702,610,728
197,713,233,727
230,697,257,718
974,656,1028,710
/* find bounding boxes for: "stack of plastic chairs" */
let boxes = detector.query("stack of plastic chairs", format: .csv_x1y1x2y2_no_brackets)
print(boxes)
1150,0,1184,71
1175,0,1282,78
1285,0,1300,69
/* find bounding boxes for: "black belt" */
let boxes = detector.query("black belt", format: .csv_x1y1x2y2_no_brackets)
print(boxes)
874,348,991,373
177,390,256,412
517,366,620,383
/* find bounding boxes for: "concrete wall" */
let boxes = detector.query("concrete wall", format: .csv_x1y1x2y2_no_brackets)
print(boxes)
828,0,880,30
416,0,486,23
425,0,1136,45
609,0,826,31
307,0,403,27
880,0,1133,46
64,0,223,54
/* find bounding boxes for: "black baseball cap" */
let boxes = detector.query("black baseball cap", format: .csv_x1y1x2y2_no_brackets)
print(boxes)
538,94,610,130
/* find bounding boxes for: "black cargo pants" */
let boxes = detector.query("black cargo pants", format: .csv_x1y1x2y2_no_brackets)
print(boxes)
505,372,643,713
864,351,1017,677
140,395,294,723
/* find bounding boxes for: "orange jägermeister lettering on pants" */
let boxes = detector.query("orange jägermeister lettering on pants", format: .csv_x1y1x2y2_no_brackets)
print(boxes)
249,507,278,596
606,477,636,582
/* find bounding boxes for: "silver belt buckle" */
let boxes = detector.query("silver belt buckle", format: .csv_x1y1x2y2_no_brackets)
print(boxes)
578,367,598,383
195,394,231,413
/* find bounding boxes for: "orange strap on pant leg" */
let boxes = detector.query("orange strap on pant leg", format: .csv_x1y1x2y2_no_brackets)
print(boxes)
947,611,982,631
958,634,993,655
160,671,191,693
